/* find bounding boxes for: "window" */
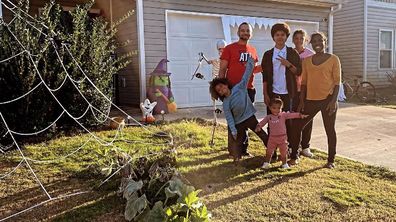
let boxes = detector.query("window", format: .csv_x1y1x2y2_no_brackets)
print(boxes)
379,30,393,69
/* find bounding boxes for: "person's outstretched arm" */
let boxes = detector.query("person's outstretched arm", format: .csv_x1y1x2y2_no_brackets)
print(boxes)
284,112,309,120
223,100,237,139
255,115,270,132
237,56,255,90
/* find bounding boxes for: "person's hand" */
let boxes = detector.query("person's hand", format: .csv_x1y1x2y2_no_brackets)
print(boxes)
276,55,292,68
297,99,304,112
326,101,337,116
255,124,262,133
300,114,309,119
264,94,270,107
232,132,237,140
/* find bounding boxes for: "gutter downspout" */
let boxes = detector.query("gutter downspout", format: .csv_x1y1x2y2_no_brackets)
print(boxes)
328,3,343,54
363,0,368,81
0,0,3,20
136,0,146,104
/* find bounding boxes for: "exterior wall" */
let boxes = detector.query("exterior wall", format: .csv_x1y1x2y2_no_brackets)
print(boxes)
100,0,139,106
333,0,364,80
366,5,396,86
142,0,331,86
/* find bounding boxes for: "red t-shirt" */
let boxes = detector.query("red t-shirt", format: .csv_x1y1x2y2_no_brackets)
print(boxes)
220,42,259,89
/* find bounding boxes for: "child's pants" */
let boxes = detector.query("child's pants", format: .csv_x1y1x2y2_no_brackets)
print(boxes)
228,115,268,159
266,135,288,161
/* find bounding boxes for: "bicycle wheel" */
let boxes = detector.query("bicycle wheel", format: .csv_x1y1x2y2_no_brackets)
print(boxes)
356,81,376,103
343,83,352,100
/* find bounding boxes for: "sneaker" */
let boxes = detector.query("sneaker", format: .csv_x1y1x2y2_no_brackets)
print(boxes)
281,163,290,169
300,148,314,158
287,158,299,166
325,162,335,169
241,152,254,158
261,162,271,169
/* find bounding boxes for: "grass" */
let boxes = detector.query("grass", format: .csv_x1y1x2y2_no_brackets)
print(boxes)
1,119,396,221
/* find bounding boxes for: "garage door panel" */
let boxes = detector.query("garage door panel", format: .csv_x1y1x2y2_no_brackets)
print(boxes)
189,17,223,38
172,87,190,107
169,38,191,59
168,15,189,34
169,63,191,82
191,87,211,104
167,13,318,107
191,39,214,59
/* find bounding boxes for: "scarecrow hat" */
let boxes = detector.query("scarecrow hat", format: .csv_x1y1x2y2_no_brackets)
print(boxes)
149,59,171,76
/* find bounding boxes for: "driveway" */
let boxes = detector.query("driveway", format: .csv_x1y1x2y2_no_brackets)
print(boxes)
159,102,396,171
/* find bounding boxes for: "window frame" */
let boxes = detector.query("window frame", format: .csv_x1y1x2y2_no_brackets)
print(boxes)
379,29,394,70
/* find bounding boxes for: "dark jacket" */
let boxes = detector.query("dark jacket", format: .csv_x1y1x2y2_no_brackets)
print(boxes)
261,47,302,98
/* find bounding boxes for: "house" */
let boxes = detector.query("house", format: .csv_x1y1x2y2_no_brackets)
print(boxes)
334,0,396,86
1,0,343,108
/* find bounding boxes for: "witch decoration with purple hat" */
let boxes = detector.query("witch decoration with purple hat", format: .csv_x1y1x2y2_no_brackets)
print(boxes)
147,59,177,114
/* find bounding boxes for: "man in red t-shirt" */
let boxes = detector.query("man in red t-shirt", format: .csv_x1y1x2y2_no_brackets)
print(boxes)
219,22,262,157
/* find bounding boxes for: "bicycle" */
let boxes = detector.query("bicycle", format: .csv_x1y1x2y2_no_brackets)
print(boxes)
342,74,376,103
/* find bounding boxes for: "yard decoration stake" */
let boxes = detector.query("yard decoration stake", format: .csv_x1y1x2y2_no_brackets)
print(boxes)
147,59,177,114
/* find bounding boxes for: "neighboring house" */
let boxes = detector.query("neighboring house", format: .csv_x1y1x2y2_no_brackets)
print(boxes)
2,0,343,107
334,0,396,86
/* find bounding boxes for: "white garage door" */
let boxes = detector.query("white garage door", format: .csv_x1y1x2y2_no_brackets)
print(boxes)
167,12,318,108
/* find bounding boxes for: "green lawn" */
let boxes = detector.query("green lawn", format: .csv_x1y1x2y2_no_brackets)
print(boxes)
1,119,395,221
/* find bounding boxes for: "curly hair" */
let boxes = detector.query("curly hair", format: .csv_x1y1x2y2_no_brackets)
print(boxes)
209,78,232,101
271,23,291,38
310,32,327,44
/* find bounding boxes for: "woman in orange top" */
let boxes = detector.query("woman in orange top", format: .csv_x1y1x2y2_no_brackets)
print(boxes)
288,32,341,169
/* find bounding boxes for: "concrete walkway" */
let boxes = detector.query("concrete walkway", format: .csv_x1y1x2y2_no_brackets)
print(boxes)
119,102,396,171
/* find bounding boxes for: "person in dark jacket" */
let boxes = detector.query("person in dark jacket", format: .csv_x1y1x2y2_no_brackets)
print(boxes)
261,23,302,161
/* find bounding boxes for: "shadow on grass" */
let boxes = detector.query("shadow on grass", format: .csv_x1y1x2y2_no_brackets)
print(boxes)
51,192,124,222
207,166,322,209
0,177,121,222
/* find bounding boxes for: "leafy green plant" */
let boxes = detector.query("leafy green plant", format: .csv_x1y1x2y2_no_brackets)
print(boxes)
121,177,210,222
113,151,210,222
0,0,132,135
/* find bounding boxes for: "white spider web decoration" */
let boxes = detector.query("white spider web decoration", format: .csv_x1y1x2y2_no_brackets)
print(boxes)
0,1,174,220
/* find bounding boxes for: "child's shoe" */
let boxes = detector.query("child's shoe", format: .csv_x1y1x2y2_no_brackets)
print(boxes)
281,163,290,169
261,162,271,169
301,148,314,158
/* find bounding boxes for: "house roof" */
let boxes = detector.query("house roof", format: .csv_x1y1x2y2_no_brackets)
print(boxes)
267,0,343,7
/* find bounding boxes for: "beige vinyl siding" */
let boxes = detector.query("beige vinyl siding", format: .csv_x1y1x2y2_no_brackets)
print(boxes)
366,6,396,86
102,0,139,105
142,0,330,85
333,0,364,80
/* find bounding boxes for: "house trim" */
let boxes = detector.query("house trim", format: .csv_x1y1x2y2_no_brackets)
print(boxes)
368,0,396,10
328,3,342,53
378,29,394,70
136,0,146,104
165,10,321,25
